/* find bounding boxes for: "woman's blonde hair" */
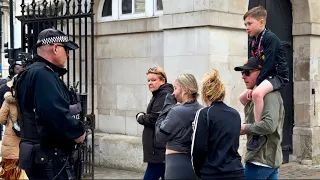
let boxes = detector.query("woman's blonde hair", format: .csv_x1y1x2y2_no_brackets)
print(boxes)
146,66,167,83
176,73,199,101
201,69,225,105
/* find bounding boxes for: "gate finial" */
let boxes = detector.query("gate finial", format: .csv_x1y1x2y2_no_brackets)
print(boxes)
77,0,82,14
65,0,71,15
42,0,48,16
89,0,94,13
31,0,36,16
21,0,26,17
84,0,88,13
54,0,59,16
49,1,53,16
72,0,76,14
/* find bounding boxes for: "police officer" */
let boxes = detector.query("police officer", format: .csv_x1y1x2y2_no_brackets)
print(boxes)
16,28,86,180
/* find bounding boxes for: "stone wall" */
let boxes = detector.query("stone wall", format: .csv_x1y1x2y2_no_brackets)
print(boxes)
92,0,250,171
291,0,320,164
95,21,164,137
161,26,249,160
92,16,164,171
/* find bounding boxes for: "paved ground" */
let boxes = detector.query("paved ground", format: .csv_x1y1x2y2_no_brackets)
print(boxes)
92,162,320,179
1,139,320,179
279,162,320,179
94,167,144,179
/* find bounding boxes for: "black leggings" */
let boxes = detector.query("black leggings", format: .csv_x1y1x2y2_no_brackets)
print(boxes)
165,153,196,180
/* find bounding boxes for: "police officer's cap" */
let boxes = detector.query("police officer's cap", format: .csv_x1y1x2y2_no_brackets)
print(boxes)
36,28,79,50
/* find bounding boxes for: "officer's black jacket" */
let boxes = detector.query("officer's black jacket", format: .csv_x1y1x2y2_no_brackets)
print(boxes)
16,55,85,151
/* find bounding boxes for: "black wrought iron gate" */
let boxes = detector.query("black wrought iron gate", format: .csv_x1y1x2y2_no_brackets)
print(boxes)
16,0,95,179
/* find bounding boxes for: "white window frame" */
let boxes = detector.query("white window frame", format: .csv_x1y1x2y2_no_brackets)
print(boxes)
98,0,163,22
154,0,163,16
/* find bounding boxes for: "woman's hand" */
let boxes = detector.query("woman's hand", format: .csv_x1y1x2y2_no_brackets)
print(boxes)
136,112,146,125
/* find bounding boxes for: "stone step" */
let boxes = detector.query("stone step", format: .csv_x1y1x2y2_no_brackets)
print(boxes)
94,167,144,179
88,133,146,172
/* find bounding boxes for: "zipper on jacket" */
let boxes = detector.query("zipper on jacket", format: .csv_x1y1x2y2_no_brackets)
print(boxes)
152,131,155,155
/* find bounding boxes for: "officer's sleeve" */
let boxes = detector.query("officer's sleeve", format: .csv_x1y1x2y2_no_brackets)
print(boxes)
33,68,85,141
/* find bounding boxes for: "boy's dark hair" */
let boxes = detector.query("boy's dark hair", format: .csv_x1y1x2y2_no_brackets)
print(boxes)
243,5,267,21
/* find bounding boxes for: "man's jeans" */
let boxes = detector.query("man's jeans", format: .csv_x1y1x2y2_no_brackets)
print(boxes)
245,162,279,180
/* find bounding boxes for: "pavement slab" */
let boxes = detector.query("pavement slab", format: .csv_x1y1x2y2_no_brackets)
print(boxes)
92,162,320,179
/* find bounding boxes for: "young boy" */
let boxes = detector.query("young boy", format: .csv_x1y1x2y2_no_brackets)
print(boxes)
239,6,289,149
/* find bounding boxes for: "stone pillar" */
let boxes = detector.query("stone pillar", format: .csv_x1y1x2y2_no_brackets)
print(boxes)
160,0,249,157
291,0,320,164
160,1,249,114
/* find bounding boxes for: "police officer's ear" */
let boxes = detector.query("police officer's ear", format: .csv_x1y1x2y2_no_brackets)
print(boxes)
50,44,57,54
54,44,58,54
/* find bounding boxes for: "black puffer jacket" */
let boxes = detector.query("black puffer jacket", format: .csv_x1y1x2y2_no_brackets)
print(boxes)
137,83,174,163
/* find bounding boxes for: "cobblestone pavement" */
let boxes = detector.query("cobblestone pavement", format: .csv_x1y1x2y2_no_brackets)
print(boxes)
279,162,320,179
93,162,320,179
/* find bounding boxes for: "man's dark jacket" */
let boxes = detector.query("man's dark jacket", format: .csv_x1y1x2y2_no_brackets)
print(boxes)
137,83,173,163
16,55,85,151
249,28,289,86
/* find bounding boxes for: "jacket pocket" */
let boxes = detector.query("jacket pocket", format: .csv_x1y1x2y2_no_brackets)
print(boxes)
19,142,34,169
33,144,49,165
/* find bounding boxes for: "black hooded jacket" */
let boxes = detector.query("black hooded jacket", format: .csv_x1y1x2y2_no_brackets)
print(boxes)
249,28,289,86
137,83,174,163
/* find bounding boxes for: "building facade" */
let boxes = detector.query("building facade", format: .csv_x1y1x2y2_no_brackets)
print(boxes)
7,0,320,172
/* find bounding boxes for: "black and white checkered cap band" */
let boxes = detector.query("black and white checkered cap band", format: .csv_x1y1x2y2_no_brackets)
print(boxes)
38,36,69,45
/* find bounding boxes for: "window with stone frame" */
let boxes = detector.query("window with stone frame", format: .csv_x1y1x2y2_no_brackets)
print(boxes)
102,0,112,17
100,0,162,21
121,0,145,15
154,0,162,15
156,0,163,11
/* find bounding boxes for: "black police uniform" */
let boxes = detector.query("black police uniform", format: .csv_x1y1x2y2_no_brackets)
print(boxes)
16,29,85,180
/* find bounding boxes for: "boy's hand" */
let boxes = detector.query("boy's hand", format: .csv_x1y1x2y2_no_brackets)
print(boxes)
247,89,253,100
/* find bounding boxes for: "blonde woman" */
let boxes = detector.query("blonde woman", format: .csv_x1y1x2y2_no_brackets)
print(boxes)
155,73,203,179
0,79,28,179
191,69,244,180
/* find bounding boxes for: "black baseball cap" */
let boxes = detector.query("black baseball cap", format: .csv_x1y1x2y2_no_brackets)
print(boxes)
234,57,262,71
36,28,79,50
